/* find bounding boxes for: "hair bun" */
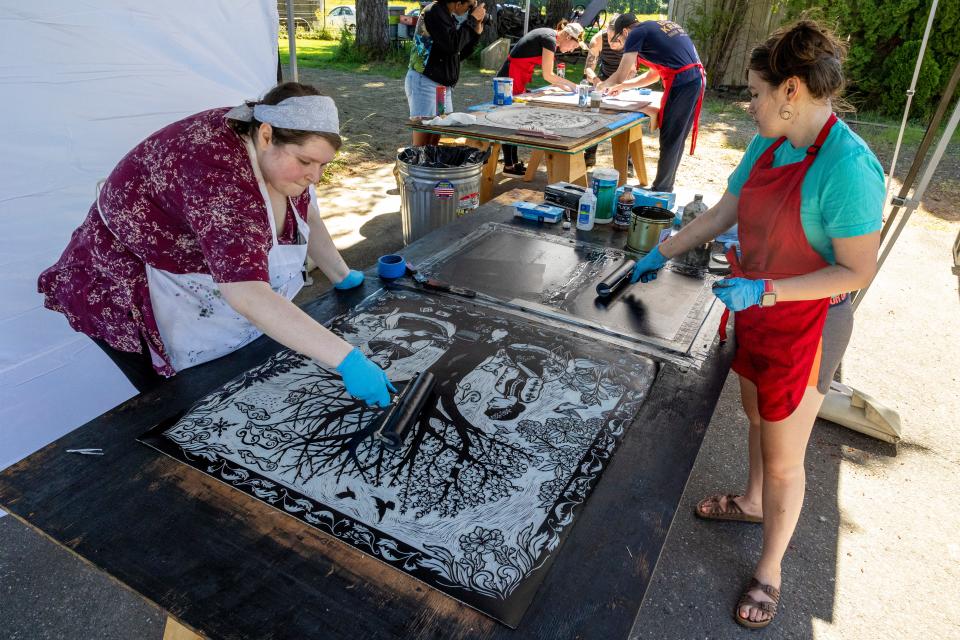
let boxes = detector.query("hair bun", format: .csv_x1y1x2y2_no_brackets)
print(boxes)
749,18,848,103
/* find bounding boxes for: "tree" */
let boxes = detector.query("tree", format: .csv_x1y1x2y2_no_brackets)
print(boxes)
685,0,750,90
355,0,389,59
778,0,960,118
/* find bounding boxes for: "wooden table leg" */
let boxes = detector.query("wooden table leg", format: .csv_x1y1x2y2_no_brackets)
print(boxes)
612,124,651,187
164,617,204,640
543,152,557,184
524,149,544,182
479,142,500,205
611,131,629,187
549,152,588,187
630,137,649,186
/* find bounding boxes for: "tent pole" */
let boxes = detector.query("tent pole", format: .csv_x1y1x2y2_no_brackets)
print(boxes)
853,74,960,311
286,0,299,82
881,0,938,208
524,0,530,35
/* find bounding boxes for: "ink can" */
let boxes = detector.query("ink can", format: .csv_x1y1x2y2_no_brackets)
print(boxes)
557,63,566,78
435,85,447,116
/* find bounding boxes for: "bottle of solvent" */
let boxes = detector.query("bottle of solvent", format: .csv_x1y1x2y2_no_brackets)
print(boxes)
577,188,597,231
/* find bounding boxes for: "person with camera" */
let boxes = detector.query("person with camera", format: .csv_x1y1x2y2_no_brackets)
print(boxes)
406,0,486,146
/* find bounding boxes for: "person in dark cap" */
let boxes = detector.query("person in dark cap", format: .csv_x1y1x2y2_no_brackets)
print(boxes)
599,15,705,192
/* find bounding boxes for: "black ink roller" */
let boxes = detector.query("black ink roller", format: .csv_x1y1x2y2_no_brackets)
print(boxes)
374,371,436,450
596,259,637,297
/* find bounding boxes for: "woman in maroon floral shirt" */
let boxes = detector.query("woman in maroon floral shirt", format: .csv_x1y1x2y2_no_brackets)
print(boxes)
38,82,394,407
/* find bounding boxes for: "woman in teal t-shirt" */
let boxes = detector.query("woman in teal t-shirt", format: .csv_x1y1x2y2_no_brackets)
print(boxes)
628,20,883,629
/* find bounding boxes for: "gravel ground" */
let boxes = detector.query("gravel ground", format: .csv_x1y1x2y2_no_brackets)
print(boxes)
1,66,957,639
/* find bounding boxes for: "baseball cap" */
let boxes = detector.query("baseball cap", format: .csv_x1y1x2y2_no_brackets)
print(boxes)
562,22,585,39
612,13,639,35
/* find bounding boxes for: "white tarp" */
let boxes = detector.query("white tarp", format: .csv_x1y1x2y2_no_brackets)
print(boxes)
0,1,280,472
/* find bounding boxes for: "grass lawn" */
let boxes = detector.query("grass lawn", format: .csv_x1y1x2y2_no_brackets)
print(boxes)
279,37,413,78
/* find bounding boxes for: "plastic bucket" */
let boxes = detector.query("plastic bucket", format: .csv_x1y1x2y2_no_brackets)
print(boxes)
396,146,485,245
590,168,619,224
627,206,674,253
493,77,514,105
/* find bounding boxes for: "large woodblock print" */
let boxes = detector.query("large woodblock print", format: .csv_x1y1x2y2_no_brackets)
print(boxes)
140,289,657,627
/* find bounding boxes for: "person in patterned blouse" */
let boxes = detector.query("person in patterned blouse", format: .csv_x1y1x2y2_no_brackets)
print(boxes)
38,82,395,407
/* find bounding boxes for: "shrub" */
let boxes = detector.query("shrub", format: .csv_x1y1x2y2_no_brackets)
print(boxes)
785,0,960,119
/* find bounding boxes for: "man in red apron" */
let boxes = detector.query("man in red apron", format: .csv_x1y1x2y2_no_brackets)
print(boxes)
599,14,704,192
624,19,884,629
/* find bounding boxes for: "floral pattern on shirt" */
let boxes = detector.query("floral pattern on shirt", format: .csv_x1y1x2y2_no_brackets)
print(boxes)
38,108,310,376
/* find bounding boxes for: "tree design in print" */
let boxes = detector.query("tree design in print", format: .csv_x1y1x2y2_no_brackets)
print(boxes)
145,289,656,623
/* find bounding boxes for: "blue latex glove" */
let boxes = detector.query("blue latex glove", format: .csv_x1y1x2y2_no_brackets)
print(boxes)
712,277,765,311
335,348,396,407
334,269,365,291
630,246,668,284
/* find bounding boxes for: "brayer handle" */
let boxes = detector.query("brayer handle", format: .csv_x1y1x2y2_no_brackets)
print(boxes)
596,259,637,297
375,371,437,450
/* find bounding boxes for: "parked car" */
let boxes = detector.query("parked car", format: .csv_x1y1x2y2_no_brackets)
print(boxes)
326,5,356,30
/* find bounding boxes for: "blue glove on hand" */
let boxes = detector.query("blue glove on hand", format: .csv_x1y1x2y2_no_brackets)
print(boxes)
334,270,365,291
335,348,396,407
630,246,668,284
711,277,765,311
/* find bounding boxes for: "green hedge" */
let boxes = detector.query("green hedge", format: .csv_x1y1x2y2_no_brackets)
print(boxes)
789,0,960,119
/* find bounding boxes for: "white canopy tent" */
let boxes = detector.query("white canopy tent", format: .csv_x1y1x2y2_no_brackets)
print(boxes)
0,1,280,472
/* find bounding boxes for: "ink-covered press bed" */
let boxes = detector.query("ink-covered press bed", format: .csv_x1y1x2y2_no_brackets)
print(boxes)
421,224,721,362
140,288,657,628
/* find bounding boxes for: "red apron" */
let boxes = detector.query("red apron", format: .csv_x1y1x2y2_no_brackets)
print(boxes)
636,57,705,154
506,56,541,95
724,113,838,421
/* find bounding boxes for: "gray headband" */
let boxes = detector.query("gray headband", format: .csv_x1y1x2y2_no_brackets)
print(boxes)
226,95,339,134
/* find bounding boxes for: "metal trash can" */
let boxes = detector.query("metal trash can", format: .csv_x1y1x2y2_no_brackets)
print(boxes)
396,145,490,245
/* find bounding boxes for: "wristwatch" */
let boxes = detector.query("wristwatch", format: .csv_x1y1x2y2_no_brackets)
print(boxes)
760,279,777,307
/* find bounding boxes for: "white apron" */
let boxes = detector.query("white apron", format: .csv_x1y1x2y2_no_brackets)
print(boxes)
96,138,310,372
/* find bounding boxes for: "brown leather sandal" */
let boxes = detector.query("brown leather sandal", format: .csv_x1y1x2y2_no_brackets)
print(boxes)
695,494,763,523
734,577,781,629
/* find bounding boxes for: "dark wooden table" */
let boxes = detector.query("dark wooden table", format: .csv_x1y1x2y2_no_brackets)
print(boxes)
410,106,650,203
0,189,733,640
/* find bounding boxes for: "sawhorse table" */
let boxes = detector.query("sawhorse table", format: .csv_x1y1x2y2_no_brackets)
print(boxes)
410,111,650,204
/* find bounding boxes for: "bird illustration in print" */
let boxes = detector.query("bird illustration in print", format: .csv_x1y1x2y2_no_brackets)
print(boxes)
335,487,356,500
374,497,396,522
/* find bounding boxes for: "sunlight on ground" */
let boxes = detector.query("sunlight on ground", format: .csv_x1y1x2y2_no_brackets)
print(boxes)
316,163,400,251
363,82,385,89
